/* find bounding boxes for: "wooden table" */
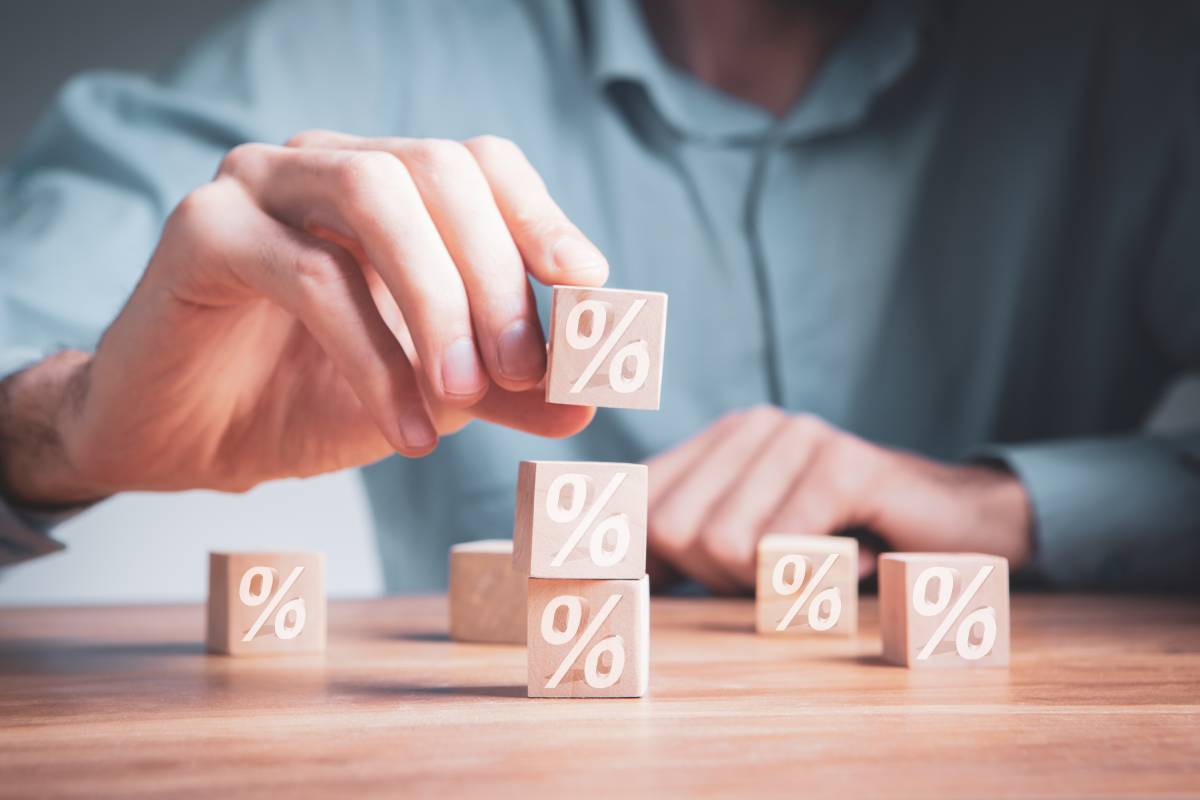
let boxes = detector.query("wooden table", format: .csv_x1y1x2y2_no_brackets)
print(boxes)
1,595,1197,798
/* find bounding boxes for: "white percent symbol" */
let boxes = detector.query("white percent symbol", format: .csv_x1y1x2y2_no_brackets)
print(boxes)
545,471,630,568
773,553,842,632
912,565,997,661
239,565,306,642
541,594,625,690
566,298,650,394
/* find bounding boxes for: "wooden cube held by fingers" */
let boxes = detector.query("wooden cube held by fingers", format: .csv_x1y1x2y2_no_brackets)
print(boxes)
513,460,648,580
546,286,668,410
448,539,527,645
527,576,649,698
206,551,326,656
756,534,858,636
879,553,1010,668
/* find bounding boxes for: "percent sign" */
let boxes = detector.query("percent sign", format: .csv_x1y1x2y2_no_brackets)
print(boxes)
239,565,306,642
541,594,625,690
565,298,650,394
772,553,841,631
912,565,997,661
545,471,630,568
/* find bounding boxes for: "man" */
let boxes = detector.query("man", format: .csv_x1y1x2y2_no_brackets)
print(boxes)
0,0,1197,592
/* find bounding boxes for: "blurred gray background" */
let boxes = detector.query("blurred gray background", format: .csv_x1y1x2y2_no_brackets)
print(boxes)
0,0,248,159
0,1,1196,604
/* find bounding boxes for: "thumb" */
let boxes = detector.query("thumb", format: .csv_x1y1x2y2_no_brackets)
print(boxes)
467,384,596,439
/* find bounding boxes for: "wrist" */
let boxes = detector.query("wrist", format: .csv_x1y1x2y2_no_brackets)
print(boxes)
958,462,1034,568
869,447,1034,568
0,351,109,508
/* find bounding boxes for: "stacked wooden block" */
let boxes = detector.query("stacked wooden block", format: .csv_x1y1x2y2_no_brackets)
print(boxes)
514,286,666,697
514,461,650,697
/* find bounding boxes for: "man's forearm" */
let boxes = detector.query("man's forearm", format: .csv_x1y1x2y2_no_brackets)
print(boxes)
0,350,107,508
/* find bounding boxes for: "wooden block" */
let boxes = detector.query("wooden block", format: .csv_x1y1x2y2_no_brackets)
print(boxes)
545,285,668,410
448,540,526,645
527,576,649,698
879,553,1010,668
206,551,326,656
755,534,858,636
513,460,648,580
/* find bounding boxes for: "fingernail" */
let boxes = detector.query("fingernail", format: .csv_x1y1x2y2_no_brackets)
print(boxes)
441,337,486,396
398,413,436,451
496,319,546,382
552,237,607,276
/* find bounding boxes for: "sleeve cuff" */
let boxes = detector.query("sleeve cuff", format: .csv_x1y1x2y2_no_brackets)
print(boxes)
980,433,1200,591
0,346,87,564
0,497,68,565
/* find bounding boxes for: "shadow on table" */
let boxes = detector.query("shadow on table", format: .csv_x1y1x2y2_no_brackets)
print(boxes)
391,630,452,643
331,679,526,699
853,654,892,668
0,638,203,674
693,621,757,636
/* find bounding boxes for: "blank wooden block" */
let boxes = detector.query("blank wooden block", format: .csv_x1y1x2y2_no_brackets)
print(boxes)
879,553,1010,668
513,460,648,580
448,540,526,645
527,575,649,698
206,551,326,656
756,534,858,636
545,286,668,410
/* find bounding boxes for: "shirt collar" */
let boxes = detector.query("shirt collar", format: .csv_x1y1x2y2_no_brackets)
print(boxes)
582,0,936,144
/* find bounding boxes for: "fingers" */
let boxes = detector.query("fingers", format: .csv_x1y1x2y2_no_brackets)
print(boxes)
648,406,789,594
698,415,833,587
858,546,879,579
218,142,489,406
467,384,596,439
174,180,437,456
761,426,875,537
646,552,684,592
641,413,750,593
216,133,610,446
647,411,744,505
465,135,609,287
398,140,546,390
646,410,883,593
296,133,549,392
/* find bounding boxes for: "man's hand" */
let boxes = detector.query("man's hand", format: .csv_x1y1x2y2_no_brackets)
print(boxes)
646,406,1033,594
0,132,605,506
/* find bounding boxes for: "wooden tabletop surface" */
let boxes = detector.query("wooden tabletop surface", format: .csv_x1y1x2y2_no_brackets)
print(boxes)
1,594,1198,798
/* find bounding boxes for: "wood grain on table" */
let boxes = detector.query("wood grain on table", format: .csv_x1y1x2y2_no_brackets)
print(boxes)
1,594,1197,798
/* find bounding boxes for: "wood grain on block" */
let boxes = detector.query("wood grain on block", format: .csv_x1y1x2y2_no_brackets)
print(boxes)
513,460,648,579
879,553,1010,668
206,551,326,656
545,286,668,410
755,534,858,636
527,576,649,698
448,539,526,645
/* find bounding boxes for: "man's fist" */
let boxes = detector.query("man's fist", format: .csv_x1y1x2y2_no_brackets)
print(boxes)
645,406,1032,594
